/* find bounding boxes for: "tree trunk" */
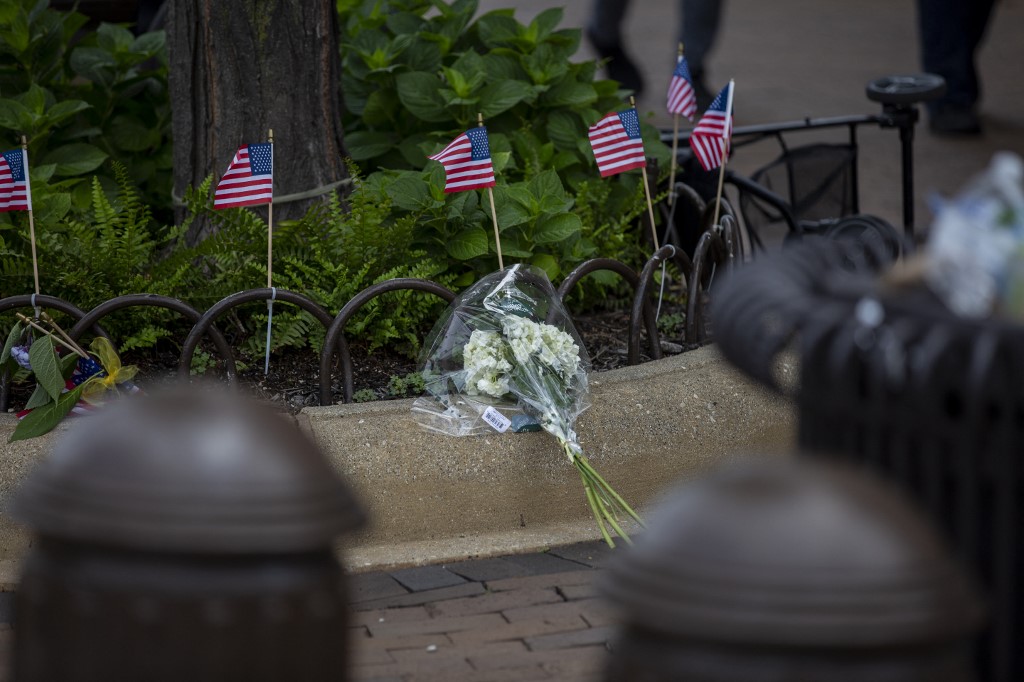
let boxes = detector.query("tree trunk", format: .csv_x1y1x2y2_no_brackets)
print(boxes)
167,0,347,242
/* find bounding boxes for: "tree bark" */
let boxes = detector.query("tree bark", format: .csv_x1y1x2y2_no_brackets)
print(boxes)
167,0,347,242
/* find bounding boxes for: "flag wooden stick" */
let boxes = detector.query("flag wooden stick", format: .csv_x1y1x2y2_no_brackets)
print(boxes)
478,113,504,270
15,313,88,358
264,128,275,375
668,116,680,207
40,312,89,358
711,159,727,227
667,44,683,207
487,186,503,270
631,97,660,251
22,136,40,317
711,80,735,228
267,129,274,289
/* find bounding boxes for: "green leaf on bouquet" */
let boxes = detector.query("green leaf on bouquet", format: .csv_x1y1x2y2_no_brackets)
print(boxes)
27,335,63,402
61,352,80,378
0,321,23,366
10,384,86,442
23,384,54,411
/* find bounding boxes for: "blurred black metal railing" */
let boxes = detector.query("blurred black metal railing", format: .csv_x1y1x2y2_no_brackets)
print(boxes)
712,239,1020,682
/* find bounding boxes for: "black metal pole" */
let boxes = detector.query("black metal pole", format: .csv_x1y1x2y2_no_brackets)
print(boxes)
899,116,916,238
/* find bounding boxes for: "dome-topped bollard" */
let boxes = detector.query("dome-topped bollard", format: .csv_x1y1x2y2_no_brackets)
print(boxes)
9,388,365,681
601,459,983,682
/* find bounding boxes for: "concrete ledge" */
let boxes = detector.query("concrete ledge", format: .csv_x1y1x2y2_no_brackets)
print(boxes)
306,345,795,569
0,346,795,573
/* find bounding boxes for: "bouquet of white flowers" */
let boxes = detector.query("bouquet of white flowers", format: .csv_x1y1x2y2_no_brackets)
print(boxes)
412,265,641,546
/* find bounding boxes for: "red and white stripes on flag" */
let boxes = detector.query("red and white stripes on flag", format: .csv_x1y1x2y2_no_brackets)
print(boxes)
689,81,734,171
0,148,32,212
666,55,698,121
428,127,496,193
588,107,646,177
213,142,274,209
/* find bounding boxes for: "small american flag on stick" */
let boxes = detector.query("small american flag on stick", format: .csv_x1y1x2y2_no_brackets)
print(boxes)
666,55,697,121
428,127,496,193
213,143,273,209
588,108,646,177
689,81,734,171
0,148,31,212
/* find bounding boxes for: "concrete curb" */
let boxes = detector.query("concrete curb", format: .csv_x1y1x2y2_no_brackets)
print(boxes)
0,346,795,575
306,345,795,569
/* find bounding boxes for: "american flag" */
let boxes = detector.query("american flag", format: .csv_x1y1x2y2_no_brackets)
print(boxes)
213,142,273,209
689,81,734,171
0,148,32,212
588,107,646,177
667,55,697,120
428,127,496,193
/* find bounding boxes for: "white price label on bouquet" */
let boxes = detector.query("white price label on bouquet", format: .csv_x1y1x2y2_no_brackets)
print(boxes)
482,406,512,433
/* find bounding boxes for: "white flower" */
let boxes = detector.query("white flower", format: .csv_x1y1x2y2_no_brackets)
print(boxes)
500,316,580,381
463,330,512,398
461,317,581,400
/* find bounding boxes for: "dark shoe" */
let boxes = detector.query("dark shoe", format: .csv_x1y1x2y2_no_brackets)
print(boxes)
929,104,982,135
586,30,645,98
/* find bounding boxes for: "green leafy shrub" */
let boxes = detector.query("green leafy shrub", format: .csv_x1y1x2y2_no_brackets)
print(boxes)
0,0,675,370
0,0,171,221
352,388,377,403
338,0,671,284
1,161,198,348
181,170,454,359
386,371,426,398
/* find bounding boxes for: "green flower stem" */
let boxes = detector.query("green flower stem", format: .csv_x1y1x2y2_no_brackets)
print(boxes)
581,468,615,548
566,439,643,547
574,454,644,525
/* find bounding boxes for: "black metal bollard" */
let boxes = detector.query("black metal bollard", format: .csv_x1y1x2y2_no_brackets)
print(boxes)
9,388,364,681
601,459,983,682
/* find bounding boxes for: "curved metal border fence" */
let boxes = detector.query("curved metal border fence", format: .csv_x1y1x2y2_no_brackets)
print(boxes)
2,249,715,411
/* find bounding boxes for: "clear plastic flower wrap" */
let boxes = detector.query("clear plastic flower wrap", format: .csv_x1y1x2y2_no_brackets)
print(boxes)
412,264,641,546
925,152,1024,317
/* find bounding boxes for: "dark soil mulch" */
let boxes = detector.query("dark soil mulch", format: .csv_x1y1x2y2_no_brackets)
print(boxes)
3,305,696,415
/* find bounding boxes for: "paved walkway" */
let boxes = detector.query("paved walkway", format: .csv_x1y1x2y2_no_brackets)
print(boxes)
348,541,614,682
0,541,616,682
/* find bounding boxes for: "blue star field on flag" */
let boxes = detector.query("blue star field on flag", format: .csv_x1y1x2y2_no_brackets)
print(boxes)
2,150,24,181
247,143,273,175
617,109,642,140
467,128,490,160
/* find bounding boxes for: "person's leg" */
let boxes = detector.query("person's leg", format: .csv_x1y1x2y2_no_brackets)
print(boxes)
588,0,630,48
681,0,723,76
917,0,984,133
587,0,645,96
919,0,972,108
963,0,996,105
681,0,723,109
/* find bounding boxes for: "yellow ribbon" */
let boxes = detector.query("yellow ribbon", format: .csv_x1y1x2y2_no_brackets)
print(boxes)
80,337,138,401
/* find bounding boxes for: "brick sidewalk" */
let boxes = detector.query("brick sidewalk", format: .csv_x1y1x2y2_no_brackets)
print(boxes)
348,541,616,682
0,541,620,682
